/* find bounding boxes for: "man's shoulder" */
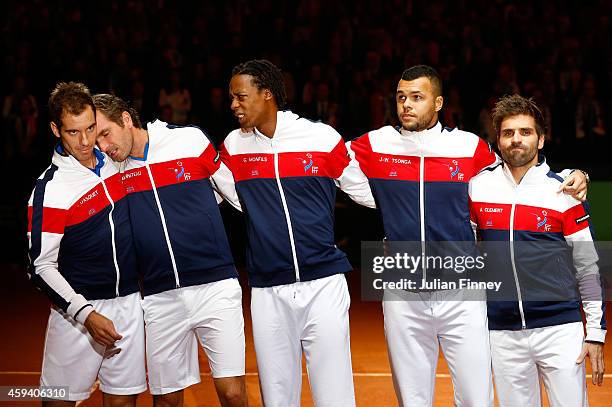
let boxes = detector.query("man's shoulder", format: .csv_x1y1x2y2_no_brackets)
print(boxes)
469,162,503,190
367,125,397,138
222,127,253,152
293,116,341,138
30,165,84,208
156,121,208,139
149,120,211,156
443,126,482,142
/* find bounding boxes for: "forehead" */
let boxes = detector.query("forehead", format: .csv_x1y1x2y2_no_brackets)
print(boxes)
397,77,433,94
230,74,259,93
500,114,536,129
95,111,113,124
60,105,95,128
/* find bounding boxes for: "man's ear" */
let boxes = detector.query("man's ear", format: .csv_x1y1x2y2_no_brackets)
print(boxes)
538,133,545,150
122,111,133,128
50,121,60,138
435,95,443,112
264,89,273,101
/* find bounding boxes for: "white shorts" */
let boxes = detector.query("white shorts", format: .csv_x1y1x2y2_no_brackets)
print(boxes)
251,273,355,407
383,289,493,407
490,321,587,407
142,278,245,395
40,292,146,401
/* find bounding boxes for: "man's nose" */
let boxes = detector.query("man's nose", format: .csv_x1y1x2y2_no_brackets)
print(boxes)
81,132,91,146
97,139,109,151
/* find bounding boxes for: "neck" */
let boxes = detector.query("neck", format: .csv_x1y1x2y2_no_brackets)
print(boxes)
80,155,97,169
403,120,439,134
131,128,149,158
508,159,538,184
257,110,278,138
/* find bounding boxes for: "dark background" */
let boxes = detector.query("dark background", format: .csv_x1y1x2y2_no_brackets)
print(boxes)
1,0,611,268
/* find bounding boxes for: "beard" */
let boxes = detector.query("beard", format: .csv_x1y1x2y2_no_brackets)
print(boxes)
501,145,537,167
400,107,436,132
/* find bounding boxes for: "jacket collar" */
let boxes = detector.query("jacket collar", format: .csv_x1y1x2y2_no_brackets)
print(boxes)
253,110,300,140
52,143,106,176
398,121,443,139
501,153,549,186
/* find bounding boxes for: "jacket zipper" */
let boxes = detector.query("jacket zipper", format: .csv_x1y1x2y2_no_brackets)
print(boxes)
509,197,527,329
100,178,121,297
145,162,180,288
418,141,427,283
271,139,301,282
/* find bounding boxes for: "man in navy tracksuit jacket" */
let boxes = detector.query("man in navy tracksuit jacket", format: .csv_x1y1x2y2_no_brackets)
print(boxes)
222,59,374,407
28,82,145,404
470,94,605,406
345,66,589,407
93,94,247,407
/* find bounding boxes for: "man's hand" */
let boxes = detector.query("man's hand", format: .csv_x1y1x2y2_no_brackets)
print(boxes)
83,310,122,347
576,341,605,385
558,171,588,202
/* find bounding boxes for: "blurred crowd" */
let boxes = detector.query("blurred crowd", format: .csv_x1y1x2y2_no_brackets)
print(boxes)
1,0,610,261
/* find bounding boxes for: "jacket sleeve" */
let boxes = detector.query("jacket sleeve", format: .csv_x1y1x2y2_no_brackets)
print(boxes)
563,199,606,343
473,137,500,174
196,130,242,211
27,174,94,324
337,136,376,208
215,140,242,211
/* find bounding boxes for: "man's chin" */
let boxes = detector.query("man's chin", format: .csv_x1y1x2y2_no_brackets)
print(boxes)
503,153,533,168
401,122,418,131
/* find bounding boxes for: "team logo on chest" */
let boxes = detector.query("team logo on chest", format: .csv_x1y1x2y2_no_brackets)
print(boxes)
530,210,551,231
168,160,191,181
480,206,503,228
443,160,464,181
297,153,318,174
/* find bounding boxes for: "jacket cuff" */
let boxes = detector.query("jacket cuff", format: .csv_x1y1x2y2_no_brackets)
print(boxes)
585,328,606,343
67,294,94,324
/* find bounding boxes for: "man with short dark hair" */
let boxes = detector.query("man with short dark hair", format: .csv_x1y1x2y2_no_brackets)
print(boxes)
28,82,145,406
345,65,589,406
470,94,605,406
221,59,375,407
93,93,247,407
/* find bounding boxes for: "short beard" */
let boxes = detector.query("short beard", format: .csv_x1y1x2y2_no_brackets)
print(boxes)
501,148,537,168
401,110,436,132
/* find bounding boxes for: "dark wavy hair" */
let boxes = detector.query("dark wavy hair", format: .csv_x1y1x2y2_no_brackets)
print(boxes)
48,82,95,129
492,94,546,137
232,59,288,109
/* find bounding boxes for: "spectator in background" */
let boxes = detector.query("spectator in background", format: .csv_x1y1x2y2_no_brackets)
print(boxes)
201,87,235,146
159,104,173,123
478,96,497,144
442,86,464,129
159,70,191,124
301,64,322,111
493,63,520,96
2,75,38,161
14,93,38,158
576,77,606,141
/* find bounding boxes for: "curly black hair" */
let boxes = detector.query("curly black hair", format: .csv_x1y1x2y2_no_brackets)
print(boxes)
232,59,288,109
